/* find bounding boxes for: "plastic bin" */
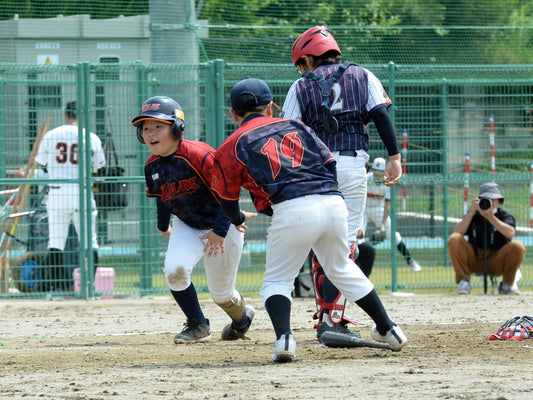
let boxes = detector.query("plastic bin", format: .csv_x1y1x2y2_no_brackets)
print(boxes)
73,267,115,298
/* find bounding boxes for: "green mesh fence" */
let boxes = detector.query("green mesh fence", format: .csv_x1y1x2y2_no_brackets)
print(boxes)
0,0,532,297
2,1,533,64
0,62,531,299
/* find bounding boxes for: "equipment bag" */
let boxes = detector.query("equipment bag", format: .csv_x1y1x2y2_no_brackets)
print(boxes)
93,121,128,210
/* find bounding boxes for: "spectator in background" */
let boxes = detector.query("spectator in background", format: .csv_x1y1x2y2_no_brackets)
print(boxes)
448,183,526,295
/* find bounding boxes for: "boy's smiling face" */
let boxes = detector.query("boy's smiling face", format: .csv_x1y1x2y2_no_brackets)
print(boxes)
141,119,179,156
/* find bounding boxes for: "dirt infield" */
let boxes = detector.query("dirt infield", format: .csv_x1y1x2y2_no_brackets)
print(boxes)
1,292,532,400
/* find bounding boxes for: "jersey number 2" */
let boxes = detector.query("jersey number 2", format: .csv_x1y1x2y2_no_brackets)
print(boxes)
261,131,304,179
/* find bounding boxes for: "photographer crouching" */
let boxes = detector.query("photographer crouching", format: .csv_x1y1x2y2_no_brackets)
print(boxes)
448,183,526,295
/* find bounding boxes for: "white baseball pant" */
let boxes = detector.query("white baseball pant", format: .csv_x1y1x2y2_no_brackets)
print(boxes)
164,216,244,304
46,184,98,251
260,194,374,304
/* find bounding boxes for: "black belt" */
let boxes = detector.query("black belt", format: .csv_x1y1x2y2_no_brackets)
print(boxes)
339,150,357,157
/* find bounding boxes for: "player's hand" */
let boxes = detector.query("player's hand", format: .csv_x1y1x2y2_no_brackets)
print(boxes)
200,231,225,257
235,211,258,233
157,226,171,237
383,155,402,186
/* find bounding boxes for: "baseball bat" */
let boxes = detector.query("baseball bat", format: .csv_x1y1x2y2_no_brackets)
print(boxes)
319,331,394,351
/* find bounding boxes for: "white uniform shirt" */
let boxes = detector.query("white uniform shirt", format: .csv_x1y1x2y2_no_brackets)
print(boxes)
35,124,106,179
366,172,389,212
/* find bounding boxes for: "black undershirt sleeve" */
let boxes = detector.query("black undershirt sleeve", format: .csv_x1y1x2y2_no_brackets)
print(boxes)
369,105,400,156
156,198,171,233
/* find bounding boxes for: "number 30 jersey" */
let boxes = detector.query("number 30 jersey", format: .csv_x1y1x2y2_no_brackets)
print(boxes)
212,115,341,214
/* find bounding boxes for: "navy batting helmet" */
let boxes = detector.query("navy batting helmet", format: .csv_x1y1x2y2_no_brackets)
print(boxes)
132,96,185,144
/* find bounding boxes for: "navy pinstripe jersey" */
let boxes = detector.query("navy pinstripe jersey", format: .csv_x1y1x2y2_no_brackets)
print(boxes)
295,63,391,152
212,115,341,214
144,139,222,230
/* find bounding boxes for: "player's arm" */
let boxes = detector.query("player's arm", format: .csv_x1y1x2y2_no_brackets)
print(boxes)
155,198,171,236
200,208,229,257
281,81,303,121
370,105,401,187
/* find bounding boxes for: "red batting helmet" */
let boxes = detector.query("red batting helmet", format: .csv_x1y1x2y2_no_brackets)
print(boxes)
291,26,341,65
132,96,185,144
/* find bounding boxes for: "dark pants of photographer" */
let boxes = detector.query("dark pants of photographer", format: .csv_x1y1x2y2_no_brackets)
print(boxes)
448,232,526,286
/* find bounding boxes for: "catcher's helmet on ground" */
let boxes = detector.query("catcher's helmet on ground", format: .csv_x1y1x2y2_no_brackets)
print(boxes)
291,26,341,65
372,157,386,172
132,96,185,143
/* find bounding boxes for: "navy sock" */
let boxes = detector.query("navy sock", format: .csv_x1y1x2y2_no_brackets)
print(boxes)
355,289,394,335
265,295,291,339
170,283,206,324
397,241,411,264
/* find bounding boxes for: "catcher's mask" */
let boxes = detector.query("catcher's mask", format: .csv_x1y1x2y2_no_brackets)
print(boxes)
132,96,185,144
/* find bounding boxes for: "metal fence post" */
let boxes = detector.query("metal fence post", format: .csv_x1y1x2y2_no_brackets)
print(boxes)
441,78,450,267
135,62,155,295
213,59,226,148
388,61,399,292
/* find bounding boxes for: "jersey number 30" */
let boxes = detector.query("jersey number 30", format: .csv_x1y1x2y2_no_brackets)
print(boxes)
260,131,303,179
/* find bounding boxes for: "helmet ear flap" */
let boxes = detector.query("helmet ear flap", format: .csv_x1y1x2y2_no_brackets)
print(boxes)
137,126,145,144
172,120,184,140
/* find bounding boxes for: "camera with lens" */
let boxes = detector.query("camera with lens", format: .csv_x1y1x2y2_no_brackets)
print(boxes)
478,197,493,211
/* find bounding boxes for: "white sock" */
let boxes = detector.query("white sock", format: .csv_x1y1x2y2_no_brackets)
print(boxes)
322,313,334,327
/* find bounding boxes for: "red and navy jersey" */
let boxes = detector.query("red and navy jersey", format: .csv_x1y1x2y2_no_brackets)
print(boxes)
212,115,341,214
145,140,223,231
295,64,388,152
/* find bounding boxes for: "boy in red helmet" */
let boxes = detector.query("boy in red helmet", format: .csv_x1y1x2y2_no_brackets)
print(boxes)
283,26,403,342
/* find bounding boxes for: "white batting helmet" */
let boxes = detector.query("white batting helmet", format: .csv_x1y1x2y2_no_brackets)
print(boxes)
372,157,386,172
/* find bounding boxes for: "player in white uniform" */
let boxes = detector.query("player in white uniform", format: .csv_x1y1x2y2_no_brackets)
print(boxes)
364,157,421,272
35,101,106,290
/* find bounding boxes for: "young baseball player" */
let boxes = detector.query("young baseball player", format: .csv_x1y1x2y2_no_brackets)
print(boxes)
365,157,421,271
132,95,256,344
282,26,403,340
34,101,106,291
212,77,407,362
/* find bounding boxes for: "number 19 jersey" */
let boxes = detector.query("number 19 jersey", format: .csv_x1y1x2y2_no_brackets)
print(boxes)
212,116,341,214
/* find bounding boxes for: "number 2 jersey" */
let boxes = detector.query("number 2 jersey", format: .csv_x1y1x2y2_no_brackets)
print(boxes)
211,115,341,216
144,139,230,235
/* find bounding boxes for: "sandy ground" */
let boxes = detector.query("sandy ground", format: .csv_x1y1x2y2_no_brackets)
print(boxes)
1,292,532,400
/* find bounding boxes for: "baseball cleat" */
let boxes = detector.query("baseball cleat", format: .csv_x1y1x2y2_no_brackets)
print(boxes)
409,259,422,272
317,321,361,341
221,305,255,340
371,325,407,351
272,333,297,363
174,318,211,344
